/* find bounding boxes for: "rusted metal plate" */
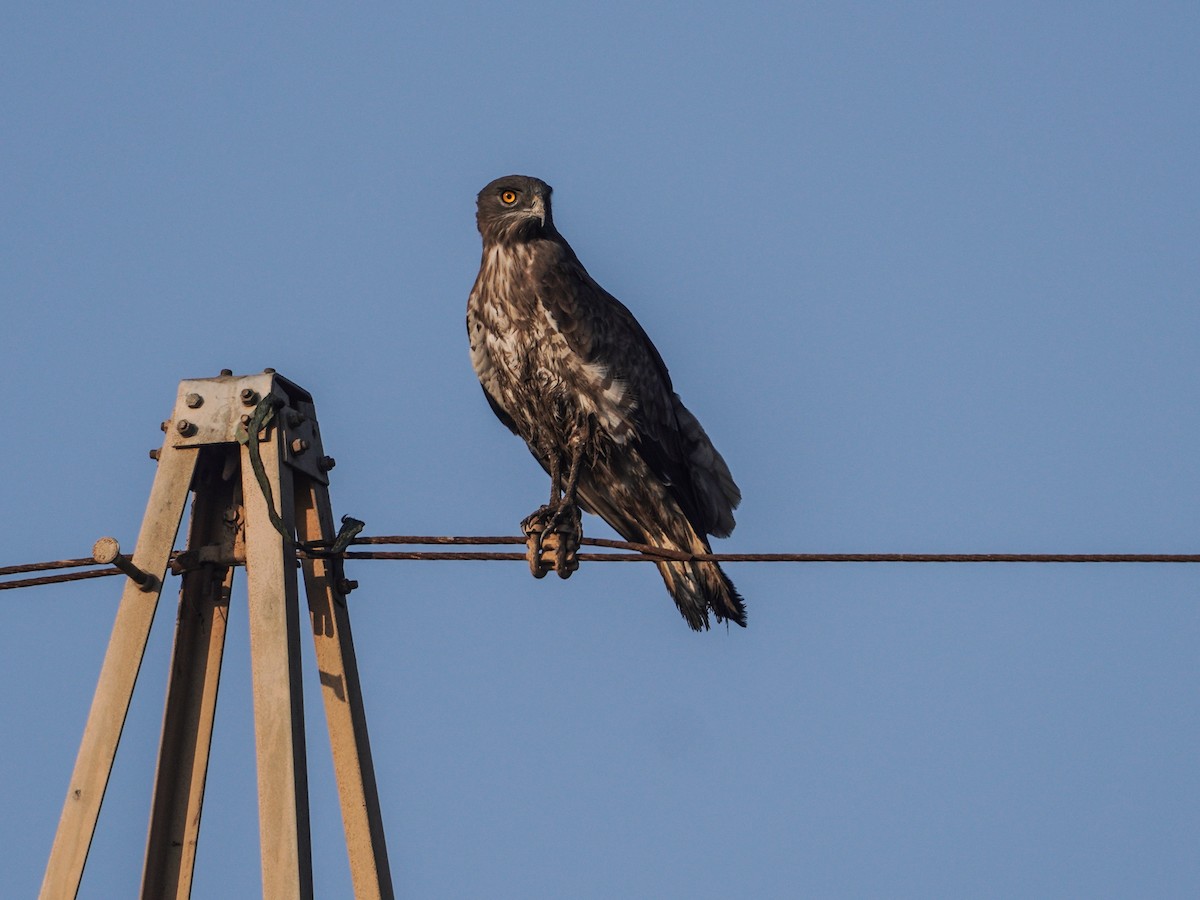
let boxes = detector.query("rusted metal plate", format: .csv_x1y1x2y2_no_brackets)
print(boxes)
164,373,329,485
167,373,278,448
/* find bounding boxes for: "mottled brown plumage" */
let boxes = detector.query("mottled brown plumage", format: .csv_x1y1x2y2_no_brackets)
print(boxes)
467,175,745,630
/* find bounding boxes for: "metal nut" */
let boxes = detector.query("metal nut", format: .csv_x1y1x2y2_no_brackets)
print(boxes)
185,393,203,408
176,419,197,437
318,455,336,471
149,449,161,461
291,438,309,455
240,388,259,406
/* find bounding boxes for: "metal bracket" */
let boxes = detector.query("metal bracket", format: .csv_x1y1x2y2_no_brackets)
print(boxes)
159,371,331,486
169,544,246,575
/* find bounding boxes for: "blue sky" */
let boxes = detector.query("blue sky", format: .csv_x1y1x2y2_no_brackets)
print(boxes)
2,3,1198,897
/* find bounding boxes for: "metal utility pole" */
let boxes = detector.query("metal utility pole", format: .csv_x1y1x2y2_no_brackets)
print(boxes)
41,371,392,900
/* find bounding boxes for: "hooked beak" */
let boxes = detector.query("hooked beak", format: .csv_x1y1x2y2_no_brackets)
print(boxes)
530,194,547,227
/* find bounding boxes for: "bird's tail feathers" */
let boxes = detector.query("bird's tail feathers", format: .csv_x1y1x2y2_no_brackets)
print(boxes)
650,526,746,632
673,397,740,538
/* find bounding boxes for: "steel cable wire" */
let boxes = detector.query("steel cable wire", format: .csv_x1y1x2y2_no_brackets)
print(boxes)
4,535,1198,592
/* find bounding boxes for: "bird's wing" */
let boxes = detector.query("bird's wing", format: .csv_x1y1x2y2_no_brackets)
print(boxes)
480,385,520,435
535,240,735,535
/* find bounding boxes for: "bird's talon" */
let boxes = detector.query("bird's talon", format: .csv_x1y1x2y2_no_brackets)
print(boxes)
550,504,581,579
520,504,554,535
522,509,551,578
521,504,581,579
554,536,579,579
521,506,555,578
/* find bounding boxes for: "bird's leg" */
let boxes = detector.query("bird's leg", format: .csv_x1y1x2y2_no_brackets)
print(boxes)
559,438,585,511
522,442,563,578
547,447,563,506
554,416,591,519
520,442,560,531
545,424,589,578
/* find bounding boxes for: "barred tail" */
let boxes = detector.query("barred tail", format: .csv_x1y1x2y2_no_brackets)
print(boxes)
652,529,747,632
576,463,747,631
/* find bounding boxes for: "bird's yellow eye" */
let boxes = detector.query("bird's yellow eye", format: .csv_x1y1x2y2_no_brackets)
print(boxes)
500,190,518,204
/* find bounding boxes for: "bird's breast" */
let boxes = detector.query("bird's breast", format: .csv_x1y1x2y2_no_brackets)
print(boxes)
468,244,635,445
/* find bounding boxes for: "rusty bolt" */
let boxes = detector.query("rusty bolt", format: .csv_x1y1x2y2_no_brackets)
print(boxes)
240,414,251,426
287,411,307,427
264,367,276,374
240,388,258,406
185,392,203,408
220,368,233,376
176,419,197,437
92,537,157,592
160,420,170,432
291,438,309,455
318,455,336,472
149,449,160,461
337,578,359,595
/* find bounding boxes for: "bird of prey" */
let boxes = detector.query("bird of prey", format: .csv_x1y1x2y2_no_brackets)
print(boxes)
467,174,745,630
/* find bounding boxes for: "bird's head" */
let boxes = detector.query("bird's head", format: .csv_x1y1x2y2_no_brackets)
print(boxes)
476,175,554,243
